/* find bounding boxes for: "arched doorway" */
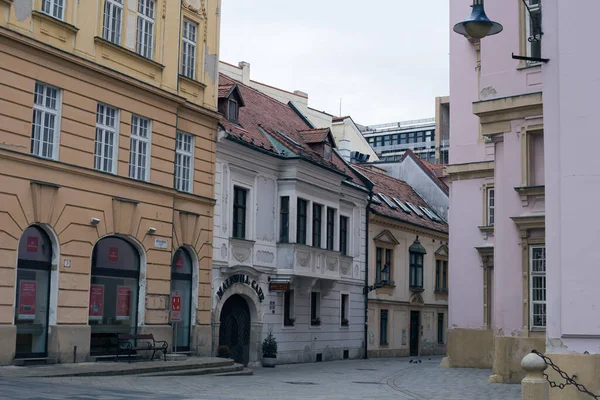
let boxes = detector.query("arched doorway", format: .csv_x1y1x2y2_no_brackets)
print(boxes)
170,248,193,352
15,226,53,358
89,236,140,356
219,295,250,366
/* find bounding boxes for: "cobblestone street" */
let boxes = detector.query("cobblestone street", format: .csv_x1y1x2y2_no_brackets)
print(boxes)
0,357,522,399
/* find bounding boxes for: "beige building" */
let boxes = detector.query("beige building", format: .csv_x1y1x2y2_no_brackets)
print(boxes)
355,166,448,358
0,0,221,364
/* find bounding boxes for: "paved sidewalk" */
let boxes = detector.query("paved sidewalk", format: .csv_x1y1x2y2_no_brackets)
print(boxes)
17,356,521,399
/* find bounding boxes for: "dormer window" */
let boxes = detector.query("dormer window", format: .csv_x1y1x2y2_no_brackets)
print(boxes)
323,143,332,161
228,98,239,123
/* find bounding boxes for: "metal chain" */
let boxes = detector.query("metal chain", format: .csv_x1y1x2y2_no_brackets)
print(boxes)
532,350,600,399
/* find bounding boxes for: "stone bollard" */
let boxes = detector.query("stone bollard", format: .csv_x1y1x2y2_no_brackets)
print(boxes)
521,353,549,400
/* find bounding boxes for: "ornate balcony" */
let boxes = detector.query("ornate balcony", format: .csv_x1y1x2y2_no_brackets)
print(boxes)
276,243,354,281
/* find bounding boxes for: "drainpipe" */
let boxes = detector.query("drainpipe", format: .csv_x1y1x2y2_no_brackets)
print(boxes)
363,193,373,359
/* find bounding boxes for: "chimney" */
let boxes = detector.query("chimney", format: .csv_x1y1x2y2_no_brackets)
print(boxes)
339,138,351,162
238,61,250,85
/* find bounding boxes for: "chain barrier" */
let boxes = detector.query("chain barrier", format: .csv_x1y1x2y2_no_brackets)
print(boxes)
532,350,600,399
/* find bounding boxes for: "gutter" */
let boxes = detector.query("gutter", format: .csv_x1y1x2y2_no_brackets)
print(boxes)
364,192,373,359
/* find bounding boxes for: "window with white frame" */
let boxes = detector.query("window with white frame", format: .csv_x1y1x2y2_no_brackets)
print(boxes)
129,115,151,181
31,82,61,160
181,19,197,79
136,0,155,59
102,0,123,45
530,246,546,329
42,0,65,20
94,103,119,173
525,0,542,60
487,187,495,226
174,131,194,192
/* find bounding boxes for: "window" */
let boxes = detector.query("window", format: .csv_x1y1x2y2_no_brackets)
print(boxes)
525,0,542,60
339,216,349,256
375,247,392,284
279,196,290,243
310,292,321,326
31,82,61,160
181,18,197,79
378,193,397,209
380,310,388,345
174,131,194,192
408,132,415,143
435,259,448,292
312,204,322,248
136,0,155,59
409,239,425,290
232,186,247,239
400,134,407,144
296,199,307,245
417,132,424,142
438,313,444,344
340,294,349,326
487,187,495,226
102,0,123,45
227,99,239,123
128,115,151,181
392,198,411,213
406,202,424,217
42,0,64,20
283,290,295,327
530,246,546,329
326,208,335,250
94,103,119,173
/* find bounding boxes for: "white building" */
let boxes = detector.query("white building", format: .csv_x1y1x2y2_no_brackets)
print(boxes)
212,73,370,365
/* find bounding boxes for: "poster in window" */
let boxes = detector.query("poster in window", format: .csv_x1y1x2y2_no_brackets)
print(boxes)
175,256,184,270
116,286,131,320
108,247,118,262
89,284,104,320
27,237,39,253
18,280,37,320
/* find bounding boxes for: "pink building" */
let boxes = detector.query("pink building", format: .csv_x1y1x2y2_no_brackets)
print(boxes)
446,0,546,383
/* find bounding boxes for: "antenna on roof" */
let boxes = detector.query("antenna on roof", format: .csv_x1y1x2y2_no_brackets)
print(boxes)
339,98,342,117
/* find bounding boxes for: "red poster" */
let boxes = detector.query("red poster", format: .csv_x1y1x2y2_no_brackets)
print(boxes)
170,291,181,322
89,284,104,320
108,247,118,262
116,286,131,321
27,237,38,253
18,280,36,320
176,256,184,270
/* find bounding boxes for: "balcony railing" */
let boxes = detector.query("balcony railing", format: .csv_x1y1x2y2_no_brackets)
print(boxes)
276,243,354,280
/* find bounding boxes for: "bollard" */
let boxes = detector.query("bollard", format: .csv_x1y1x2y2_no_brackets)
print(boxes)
521,353,549,400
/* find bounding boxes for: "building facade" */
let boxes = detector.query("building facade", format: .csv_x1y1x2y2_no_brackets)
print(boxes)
213,74,370,366
356,166,448,358
0,0,221,364
446,0,545,383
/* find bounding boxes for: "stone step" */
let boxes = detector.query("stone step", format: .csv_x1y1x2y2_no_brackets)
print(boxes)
213,367,254,376
133,363,245,377
13,357,56,367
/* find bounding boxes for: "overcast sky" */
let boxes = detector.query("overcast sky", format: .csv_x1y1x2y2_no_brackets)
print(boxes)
219,0,449,126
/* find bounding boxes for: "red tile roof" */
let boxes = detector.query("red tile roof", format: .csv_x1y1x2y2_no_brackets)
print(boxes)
354,165,448,233
218,74,366,187
298,128,331,144
402,149,448,193
218,82,235,98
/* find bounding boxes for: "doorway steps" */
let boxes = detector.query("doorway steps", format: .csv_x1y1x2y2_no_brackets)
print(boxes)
132,362,251,377
12,357,56,367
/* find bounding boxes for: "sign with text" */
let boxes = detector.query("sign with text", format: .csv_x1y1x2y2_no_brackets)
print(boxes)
116,286,131,320
89,284,104,320
170,291,181,322
175,256,184,270
269,282,290,292
108,247,118,262
18,280,37,320
26,236,39,253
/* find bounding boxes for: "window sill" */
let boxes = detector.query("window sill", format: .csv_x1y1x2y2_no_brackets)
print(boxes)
94,37,165,71
409,286,424,293
32,10,79,33
179,74,206,88
478,225,494,233
434,289,448,294
230,237,256,244
516,62,542,71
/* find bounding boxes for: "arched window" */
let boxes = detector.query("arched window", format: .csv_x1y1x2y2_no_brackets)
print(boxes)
89,237,140,356
170,248,193,352
15,226,53,358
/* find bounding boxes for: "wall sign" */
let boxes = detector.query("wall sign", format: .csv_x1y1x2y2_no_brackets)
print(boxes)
116,286,131,320
108,247,118,262
216,274,265,302
170,291,181,322
269,282,290,292
27,237,38,253
18,280,37,320
154,238,168,249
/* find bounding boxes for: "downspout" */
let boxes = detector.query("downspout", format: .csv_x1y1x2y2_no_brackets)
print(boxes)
363,192,373,359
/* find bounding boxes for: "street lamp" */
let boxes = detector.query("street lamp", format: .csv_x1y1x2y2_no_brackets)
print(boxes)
453,0,503,39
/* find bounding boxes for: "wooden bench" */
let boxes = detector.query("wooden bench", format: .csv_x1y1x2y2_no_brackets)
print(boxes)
115,333,168,363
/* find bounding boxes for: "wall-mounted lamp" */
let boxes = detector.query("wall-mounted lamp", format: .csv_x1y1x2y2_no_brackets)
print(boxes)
453,0,503,40
147,227,157,235
90,218,101,225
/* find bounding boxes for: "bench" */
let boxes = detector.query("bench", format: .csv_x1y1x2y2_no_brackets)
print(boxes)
115,333,168,363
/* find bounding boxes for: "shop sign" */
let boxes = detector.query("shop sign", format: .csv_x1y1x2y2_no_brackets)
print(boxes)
216,274,264,302
154,238,168,249
26,237,38,253
116,286,131,320
269,282,290,292
175,256,184,270
170,291,181,322
108,247,118,262
89,284,104,320
18,280,37,320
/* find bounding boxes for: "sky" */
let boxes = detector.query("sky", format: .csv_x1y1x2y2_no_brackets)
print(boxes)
219,0,450,126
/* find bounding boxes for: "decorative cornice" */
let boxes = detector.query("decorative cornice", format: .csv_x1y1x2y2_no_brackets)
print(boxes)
32,10,79,33
373,229,400,245
369,213,448,241
510,214,546,231
444,161,495,181
515,185,545,197
94,36,165,71
473,92,543,137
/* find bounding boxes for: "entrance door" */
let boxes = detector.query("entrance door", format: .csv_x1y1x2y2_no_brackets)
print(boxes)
219,295,250,366
15,226,53,358
410,310,420,357
170,248,192,352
